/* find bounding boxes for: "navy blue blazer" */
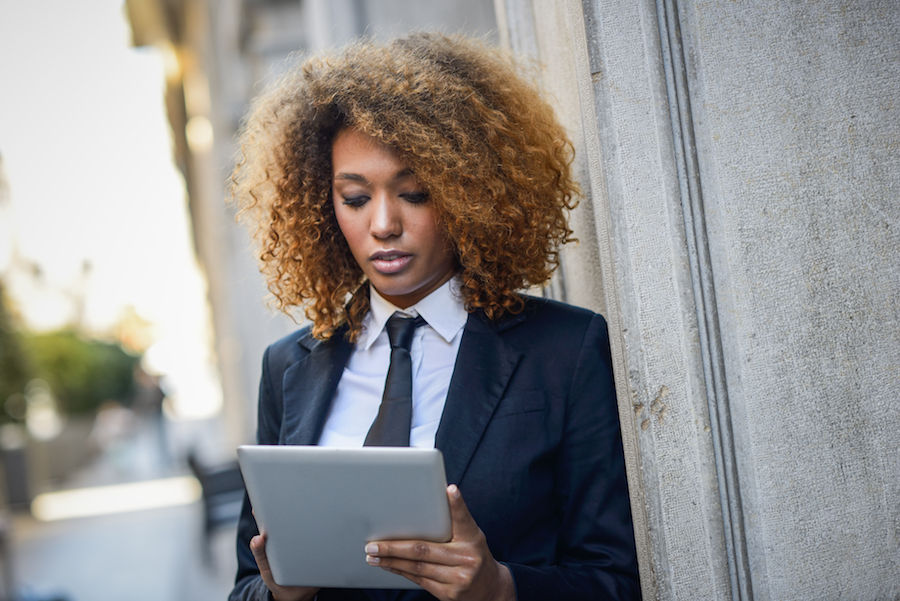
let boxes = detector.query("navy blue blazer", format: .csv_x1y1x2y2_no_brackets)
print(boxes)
230,296,640,601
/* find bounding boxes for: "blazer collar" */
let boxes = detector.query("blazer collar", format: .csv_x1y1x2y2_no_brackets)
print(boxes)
435,309,526,485
280,327,353,445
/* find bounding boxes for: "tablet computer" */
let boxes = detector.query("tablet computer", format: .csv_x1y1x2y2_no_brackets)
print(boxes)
237,445,451,589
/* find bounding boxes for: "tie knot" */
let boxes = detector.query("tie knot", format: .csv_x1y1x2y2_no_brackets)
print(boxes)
385,313,425,351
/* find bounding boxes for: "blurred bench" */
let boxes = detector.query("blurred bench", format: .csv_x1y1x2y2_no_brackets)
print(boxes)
186,453,245,564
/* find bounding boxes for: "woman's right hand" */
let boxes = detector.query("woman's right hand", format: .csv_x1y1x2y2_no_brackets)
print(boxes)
250,534,320,601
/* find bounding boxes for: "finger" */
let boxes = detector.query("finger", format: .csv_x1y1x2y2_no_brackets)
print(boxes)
374,567,447,601
250,534,273,575
366,540,453,566
446,484,481,540
371,555,461,585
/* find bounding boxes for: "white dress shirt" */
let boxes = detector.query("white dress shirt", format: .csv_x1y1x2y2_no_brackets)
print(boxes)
316,277,468,448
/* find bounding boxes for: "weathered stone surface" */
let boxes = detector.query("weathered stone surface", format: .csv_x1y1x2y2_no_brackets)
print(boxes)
579,0,732,597
500,0,900,599
682,1,900,598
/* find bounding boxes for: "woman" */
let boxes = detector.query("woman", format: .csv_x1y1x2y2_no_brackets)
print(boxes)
229,32,640,601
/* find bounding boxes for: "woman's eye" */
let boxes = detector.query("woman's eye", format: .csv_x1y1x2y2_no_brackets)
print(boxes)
342,195,369,207
401,192,428,204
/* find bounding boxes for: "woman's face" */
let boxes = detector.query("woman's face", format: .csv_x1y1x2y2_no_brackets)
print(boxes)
331,128,456,309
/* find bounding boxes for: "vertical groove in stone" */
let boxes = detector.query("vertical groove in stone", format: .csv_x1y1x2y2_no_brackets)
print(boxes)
655,1,752,599
564,0,656,598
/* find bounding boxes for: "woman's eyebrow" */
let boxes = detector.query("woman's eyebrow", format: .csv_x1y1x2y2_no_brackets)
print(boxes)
333,169,416,183
334,172,368,183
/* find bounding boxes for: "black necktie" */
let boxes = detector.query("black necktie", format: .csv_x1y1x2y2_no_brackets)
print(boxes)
364,313,426,447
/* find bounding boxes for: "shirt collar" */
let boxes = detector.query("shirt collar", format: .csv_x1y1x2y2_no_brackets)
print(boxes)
360,277,468,350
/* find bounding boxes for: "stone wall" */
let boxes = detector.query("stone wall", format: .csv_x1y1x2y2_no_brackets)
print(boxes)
496,0,900,598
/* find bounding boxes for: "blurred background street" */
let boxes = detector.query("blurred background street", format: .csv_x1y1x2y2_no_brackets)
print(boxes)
9,415,237,601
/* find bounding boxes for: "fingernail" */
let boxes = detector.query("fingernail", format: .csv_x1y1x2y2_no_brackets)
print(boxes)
366,555,380,565
365,543,378,554
449,484,460,499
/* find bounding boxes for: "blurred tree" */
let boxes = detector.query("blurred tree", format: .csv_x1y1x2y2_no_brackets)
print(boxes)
23,331,139,416
0,282,32,422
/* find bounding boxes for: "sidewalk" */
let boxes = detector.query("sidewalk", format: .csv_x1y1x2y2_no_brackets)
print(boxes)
8,415,239,601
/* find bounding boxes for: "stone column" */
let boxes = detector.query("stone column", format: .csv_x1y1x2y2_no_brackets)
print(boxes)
496,0,900,599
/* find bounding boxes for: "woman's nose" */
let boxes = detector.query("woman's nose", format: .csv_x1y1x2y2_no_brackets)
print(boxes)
369,195,402,239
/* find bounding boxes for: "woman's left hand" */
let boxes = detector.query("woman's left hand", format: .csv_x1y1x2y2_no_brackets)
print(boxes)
365,484,516,601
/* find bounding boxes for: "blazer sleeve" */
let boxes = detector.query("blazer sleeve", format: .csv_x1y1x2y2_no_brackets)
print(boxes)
504,314,640,601
229,346,280,601
228,335,388,601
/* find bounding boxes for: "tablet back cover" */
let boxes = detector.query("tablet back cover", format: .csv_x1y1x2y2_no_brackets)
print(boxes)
238,445,451,589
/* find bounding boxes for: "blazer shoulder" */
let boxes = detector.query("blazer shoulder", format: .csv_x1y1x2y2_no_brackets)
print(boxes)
262,324,314,375
518,295,607,334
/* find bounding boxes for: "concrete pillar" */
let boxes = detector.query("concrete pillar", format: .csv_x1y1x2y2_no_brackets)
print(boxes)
497,1,900,599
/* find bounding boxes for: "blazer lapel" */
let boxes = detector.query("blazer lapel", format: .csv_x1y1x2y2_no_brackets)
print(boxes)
436,310,524,485
280,329,353,445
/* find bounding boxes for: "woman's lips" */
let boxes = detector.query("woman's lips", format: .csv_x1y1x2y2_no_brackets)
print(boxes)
369,252,412,274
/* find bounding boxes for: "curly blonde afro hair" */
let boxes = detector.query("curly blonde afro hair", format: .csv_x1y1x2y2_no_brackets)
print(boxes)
233,32,578,341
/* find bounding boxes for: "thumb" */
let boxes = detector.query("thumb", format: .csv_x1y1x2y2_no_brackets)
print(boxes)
447,484,480,540
250,534,272,574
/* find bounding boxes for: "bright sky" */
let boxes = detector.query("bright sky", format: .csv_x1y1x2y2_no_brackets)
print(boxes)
0,0,221,418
